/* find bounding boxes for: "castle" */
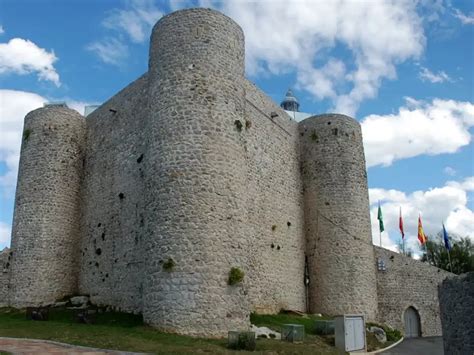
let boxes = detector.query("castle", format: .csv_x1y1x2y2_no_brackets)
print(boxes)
0,8,452,338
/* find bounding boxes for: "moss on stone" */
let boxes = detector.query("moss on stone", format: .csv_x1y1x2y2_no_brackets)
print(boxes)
162,258,175,272
228,267,244,285
23,129,31,142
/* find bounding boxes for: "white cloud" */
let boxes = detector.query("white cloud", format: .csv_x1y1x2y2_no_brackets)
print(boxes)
419,66,452,83
361,97,474,167
0,90,93,249
369,176,474,255
0,38,60,86
453,8,474,25
0,26,4,35
205,0,425,116
443,166,456,176
103,0,163,43
0,222,11,249
446,176,474,192
88,0,163,64
86,38,129,66
0,90,45,194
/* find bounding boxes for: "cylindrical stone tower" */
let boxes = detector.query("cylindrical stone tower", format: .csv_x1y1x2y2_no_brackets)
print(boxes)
144,9,250,336
299,114,378,320
9,105,86,307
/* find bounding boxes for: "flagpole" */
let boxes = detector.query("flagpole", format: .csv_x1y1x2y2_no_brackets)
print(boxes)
447,249,453,273
442,222,453,273
378,200,382,247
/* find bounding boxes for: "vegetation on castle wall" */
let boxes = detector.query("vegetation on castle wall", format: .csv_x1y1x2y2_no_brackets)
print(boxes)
162,258,175,271
228,267,244,285
23,129,31,142
234,120,243,131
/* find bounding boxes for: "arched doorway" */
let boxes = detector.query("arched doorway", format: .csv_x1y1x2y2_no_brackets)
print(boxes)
404,306,421,338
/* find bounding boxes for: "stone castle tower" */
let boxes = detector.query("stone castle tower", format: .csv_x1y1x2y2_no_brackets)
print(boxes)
2,8,451,338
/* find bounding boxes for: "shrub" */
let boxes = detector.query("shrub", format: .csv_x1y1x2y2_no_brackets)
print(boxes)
366,322,402,341
234,120,243,131
228,267,244,285
163,258,175,272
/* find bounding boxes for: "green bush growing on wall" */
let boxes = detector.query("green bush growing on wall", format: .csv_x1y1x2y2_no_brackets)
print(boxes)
228,267,244,285
162,258,176,272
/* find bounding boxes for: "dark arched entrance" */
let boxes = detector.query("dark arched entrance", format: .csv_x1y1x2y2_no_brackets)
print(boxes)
404,306,421,338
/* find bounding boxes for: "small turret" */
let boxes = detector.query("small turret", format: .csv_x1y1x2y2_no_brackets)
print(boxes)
280,89,300,112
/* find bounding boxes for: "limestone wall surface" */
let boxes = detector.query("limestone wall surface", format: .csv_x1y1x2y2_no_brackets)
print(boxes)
374,246,452,337
243,80,306,314
299,114,378,320
4,7,452,341
78,74,149,314
144,8,250,337
0,248,10,306
9,106,86,307
438,272,474,354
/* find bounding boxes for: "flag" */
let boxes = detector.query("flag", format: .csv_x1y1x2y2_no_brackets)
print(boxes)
418,215,427,245
377,202,384,233
443,223,451,251
399,207,405,239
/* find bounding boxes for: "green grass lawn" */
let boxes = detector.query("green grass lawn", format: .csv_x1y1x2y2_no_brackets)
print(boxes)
250,312,332,334
0,308,344,354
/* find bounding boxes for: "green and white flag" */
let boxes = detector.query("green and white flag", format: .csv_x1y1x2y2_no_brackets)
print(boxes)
377,202,384,233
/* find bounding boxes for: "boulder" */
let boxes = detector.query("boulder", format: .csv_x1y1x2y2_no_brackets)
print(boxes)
368,326,387,343
250,325,281,340
70,295,89,306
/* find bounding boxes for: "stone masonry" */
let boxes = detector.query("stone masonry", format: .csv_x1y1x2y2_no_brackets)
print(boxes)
1,7,453,338
438,272,474,354
374,247,452,337
0,248,10,307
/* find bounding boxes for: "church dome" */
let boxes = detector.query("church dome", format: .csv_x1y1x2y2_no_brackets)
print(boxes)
280,89,300,112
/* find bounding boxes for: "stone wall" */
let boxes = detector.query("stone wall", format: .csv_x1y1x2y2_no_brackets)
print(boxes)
438,272,474,354
5,7,452,340
9,106,86,307
374,246,452,336
243,80,306,314
299,114,378,320
0,248,10,306
144,8,250,337
78,74,148,314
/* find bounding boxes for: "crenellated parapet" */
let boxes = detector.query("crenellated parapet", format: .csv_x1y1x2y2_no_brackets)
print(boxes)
9,105,86,307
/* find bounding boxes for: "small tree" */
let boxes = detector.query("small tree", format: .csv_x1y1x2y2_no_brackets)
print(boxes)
421,233,474,274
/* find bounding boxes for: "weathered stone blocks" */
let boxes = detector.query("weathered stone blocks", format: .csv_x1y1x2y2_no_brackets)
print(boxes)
438,272,474,354
299,114,378,320
9,106,86,307
144,8,250,336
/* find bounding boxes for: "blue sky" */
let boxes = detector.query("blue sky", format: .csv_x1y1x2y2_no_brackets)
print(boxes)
0,0,473,255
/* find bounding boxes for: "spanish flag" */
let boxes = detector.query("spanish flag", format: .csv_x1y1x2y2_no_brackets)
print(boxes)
418,215,427,245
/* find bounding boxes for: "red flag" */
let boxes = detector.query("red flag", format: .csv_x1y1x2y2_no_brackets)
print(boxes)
399,207,405,239
418,215,427,245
